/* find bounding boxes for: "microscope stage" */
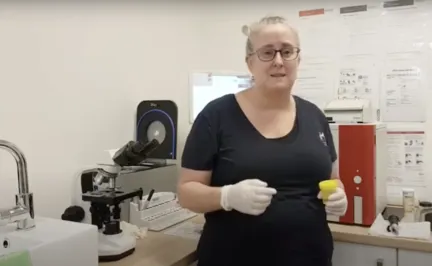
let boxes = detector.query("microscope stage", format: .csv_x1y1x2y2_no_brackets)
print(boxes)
82,188,143,205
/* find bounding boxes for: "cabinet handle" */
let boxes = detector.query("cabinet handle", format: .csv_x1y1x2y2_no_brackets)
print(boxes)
377,258,384,266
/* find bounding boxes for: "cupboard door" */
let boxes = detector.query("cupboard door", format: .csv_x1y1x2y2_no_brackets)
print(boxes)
398,249,432,266
332,242,397,266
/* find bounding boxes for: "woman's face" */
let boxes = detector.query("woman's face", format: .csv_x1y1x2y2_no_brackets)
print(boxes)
247,24,300,93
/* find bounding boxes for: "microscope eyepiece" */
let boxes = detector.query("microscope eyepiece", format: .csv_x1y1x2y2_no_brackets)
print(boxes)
112,139,160,166
131,139,159,154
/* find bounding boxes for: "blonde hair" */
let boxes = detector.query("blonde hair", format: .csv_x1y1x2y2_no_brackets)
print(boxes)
242,15,300,58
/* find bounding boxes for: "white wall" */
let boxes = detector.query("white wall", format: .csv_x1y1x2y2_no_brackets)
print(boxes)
1,1,431,218
0,2,205,218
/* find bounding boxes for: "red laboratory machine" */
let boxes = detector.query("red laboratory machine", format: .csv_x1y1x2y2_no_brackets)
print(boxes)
327,123,387,226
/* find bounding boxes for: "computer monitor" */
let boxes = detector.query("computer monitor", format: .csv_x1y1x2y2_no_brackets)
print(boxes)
189,71,252,123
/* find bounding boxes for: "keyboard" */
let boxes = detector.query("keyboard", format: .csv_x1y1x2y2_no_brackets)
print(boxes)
142,206,197,232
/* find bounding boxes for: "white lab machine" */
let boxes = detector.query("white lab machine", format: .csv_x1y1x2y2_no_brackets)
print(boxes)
322,99,387,226
323,99,373,123
328,122,387,226
129,192,197,232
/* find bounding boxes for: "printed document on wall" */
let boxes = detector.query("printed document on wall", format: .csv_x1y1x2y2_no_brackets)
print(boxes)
386,131,426,205
382,0,429,27
338,3,382,55
380,52,426,122
293,57,335,109
339,4,381,35
297,8,342,57
381,0,430,53
337,54,380,108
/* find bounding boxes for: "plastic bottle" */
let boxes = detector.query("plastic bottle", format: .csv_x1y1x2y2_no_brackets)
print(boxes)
402,188,416,222
402,188,415,213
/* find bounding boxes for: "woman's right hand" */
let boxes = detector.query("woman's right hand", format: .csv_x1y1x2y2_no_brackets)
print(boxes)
221,179,277,215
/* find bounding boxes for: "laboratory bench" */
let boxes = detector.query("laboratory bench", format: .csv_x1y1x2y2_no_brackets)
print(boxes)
102,215,432,266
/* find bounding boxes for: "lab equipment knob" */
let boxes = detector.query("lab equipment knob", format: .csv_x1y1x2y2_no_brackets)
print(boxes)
353,175,362,184
376,258,384,266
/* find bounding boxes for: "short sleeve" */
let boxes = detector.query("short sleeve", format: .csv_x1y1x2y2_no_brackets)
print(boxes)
181,112,219,170
321,115,337,163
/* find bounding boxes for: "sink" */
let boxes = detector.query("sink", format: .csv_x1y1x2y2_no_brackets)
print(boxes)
0,217,98,266
0,235,41,256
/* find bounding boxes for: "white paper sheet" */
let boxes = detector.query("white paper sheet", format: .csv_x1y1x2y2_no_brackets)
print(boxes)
297,8,342,57
386,131,426,204
382,1,430,27
339,5,381,35
338,4,382,55
292,57,335,109
346,32,382,55
337,54,380,110
382,24,428,53
163,221,203,240
380,52,426,122
380,2,430,53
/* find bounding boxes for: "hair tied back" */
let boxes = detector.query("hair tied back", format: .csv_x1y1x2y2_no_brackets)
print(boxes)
241,25,250,37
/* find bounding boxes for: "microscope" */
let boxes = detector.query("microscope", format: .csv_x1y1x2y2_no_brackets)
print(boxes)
62,139,160,262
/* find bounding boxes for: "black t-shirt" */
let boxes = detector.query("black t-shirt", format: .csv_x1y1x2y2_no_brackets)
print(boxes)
182,94,337,266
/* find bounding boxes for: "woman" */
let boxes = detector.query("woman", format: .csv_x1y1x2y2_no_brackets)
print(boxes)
178,15,348,266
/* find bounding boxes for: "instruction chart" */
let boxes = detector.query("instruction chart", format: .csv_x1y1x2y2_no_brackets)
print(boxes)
386,131,426,205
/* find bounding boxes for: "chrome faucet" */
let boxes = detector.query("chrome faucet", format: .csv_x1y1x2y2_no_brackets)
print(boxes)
0,140,35,230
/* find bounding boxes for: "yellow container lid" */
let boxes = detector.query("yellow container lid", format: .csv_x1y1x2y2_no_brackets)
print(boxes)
319,179,338,192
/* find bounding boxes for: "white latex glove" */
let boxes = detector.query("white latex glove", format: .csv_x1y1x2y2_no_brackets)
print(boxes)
120,221,147,239
318,187,348,216
220,179,277,216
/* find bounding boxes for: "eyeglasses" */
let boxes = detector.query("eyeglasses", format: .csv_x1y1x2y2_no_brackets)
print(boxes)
250,46,301,62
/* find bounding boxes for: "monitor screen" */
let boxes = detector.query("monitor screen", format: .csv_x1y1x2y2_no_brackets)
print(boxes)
190,72,252,123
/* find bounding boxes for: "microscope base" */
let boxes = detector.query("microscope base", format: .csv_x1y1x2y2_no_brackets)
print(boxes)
98,231,136,262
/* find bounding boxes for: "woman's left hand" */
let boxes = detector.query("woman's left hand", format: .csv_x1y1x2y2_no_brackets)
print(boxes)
322,187,348,216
